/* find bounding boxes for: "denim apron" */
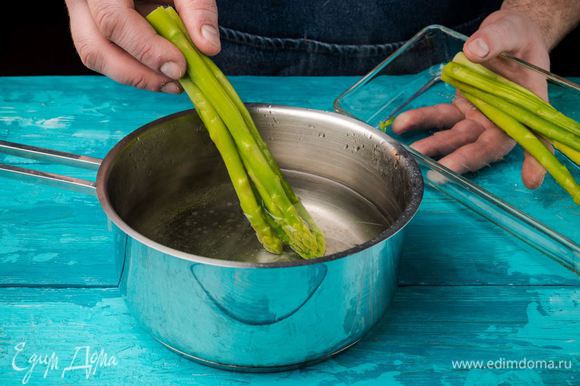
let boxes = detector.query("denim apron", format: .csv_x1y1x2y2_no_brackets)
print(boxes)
214,0,502,75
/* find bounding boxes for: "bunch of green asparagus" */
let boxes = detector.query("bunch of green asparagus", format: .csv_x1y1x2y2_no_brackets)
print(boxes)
442,53,580,204
147,7,325,258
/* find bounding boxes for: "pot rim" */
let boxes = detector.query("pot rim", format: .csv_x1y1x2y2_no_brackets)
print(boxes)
96,104,423,269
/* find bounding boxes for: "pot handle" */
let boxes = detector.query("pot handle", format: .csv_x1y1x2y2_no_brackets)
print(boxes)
0,140,102,195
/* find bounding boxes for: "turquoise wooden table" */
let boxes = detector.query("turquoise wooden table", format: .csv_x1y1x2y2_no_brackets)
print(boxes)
0,76,578,385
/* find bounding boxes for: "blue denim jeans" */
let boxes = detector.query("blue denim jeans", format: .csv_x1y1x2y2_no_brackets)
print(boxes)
214,0,501,75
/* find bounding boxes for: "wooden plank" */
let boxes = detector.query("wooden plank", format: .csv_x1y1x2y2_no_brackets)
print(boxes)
0,286,577,385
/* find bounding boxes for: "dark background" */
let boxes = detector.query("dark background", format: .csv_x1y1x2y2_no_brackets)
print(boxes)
0,3,577,77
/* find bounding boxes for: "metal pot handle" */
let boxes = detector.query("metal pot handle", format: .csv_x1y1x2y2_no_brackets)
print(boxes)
0,140,102,195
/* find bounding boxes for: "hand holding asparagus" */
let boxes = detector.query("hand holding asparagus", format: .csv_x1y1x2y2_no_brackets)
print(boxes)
147,6,326,258
441,53,580,204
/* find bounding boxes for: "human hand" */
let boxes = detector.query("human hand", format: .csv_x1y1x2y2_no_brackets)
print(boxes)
392,10,551,188
65,0,219,93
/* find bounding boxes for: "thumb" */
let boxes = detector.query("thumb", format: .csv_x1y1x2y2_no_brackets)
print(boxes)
463,12,524,63
174,0,221,56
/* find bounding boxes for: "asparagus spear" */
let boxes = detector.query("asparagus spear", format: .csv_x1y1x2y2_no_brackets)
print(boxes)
199,49,326,256
553,141,580,166
444,62,580,136
442,72,580,151
462,93,580,204
164,7,300,199
147,7,325,258
164,7,295,199
451,52,554,109
180,79,283,253
164,6,190,38
163,7,293,198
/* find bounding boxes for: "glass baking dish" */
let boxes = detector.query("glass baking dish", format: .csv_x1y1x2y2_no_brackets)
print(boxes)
334,25,579,272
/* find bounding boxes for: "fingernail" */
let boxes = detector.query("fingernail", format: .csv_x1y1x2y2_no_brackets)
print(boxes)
391,112,411,133
201,24,220,48
468,38,489,58
160,62,183,80
537,173,545,186
427,170,448,185
160,82,181,94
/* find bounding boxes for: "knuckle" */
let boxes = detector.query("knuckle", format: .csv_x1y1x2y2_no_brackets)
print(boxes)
93,3,123,39
483,21,510,41
76,40,102,71
434,104,454,115
477,134,499,149
127,74,160,91
454,119,480,134
504,11,525,29
192,1,218,13
452,120,471,133
478,134,514,159
131,75,151,90
134,41,161,66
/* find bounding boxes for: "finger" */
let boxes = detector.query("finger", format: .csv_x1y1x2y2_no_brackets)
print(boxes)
453,94,499,131
521,138,551,189
463,11,525,62
87,0,186,79
67,0,180,92
174,0,220,55
391,104,464,134
521,152,546,189
453,95,478,118
411,119,486,157
438,127,515,174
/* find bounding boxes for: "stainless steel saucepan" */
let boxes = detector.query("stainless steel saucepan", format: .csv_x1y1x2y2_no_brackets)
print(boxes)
0,105,423,371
